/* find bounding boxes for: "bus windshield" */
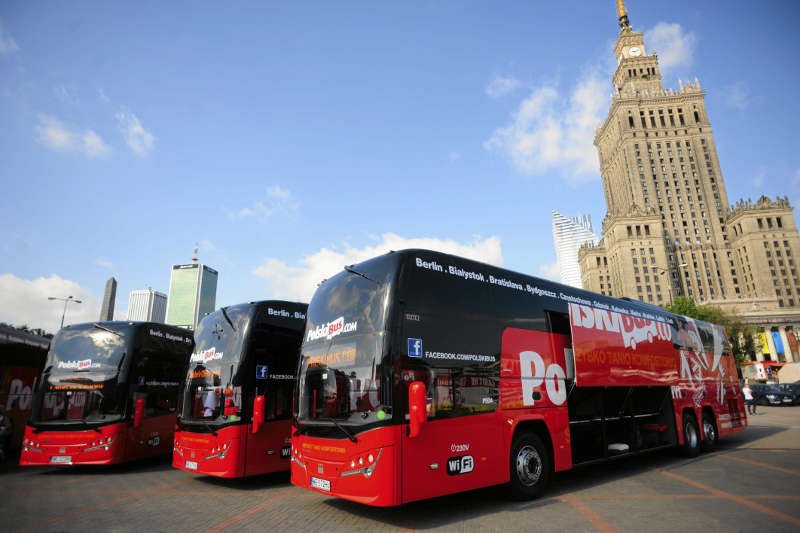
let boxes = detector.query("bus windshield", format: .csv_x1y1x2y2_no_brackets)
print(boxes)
295,257,396,433
180,305,251,425
30,324,130,426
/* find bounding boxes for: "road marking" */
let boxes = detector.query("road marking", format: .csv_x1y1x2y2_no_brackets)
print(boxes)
203,487,294,533
659,469,800,528
717,454,800,477
559,493,617,533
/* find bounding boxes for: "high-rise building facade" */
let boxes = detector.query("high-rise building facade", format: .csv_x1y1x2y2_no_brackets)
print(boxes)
127,289,167,323
165,263,218,330
99,277,117,321
551,211,598,288
578,2,800,364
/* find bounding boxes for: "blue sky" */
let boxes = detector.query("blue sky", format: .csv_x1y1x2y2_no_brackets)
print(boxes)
2,1,799,332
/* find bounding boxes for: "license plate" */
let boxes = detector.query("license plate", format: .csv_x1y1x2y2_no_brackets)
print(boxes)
50,456,72,464
185,460,198,470
782,398,792,403
310,476,331,492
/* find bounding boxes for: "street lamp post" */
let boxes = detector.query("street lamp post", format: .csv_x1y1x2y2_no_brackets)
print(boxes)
655,263,688,307
48,295,82,330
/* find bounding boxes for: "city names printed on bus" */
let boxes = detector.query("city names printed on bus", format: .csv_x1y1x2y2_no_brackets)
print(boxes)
148,328,193,344
268,307,306,320
414,257,666,323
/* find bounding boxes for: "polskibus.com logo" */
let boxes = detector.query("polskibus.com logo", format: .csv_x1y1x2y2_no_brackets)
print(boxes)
306,316,358,342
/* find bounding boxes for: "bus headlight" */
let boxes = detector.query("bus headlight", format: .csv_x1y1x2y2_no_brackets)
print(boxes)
205,441,232,460
341,448,382,478
84,436,114,452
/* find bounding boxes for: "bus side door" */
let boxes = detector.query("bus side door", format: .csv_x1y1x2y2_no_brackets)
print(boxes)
400,367,505,503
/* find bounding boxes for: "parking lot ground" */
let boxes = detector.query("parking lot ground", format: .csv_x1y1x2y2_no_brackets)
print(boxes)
2,406,799,532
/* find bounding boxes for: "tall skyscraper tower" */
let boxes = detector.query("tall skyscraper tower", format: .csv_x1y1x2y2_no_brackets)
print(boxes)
165,245,218,330
99,277,117,321
127,289,167,322
551,211,598,288
579,1,800,363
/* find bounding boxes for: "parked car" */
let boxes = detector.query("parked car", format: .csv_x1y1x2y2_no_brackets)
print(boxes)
779,382,800,405
751,384,796,406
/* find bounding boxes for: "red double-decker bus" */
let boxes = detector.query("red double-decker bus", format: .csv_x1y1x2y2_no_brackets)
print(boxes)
291,250,747,506
173,301,306,478
20,322,193,466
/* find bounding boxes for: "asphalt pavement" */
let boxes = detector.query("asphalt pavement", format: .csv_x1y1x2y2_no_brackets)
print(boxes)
2,407,799,532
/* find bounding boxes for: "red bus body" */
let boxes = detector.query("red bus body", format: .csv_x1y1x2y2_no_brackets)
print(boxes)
172,301,306,478
174,420,292,478
291,250,747,506
0,326,48,457
20,322,193,467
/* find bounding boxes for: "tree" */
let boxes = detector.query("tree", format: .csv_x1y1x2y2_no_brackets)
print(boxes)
665,297,755,364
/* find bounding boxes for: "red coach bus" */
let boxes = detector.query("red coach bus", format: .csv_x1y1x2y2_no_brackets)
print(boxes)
1,326,49,460
291,249,746,506
20,322,193,466
173,301,307,478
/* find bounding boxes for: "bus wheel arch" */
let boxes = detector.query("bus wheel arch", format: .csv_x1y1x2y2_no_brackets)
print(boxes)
507,421,553,500
680,409,700,458
700,407,717,452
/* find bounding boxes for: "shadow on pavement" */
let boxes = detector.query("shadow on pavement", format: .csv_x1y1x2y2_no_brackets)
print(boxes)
195,470,291,491
323,422,787,530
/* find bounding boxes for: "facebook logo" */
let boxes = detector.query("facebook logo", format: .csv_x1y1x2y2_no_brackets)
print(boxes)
407,338,423,358
255,365,268,380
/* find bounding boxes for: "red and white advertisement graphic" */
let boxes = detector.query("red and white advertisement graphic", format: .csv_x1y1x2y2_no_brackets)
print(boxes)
500,328,569,409
568,303,678,387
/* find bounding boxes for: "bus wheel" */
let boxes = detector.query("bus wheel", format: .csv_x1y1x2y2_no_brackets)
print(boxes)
508,432,550,500
681,414,700,458
701,412,717,452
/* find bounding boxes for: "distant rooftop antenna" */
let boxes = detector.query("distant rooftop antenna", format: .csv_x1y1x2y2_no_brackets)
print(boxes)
192,242,199,263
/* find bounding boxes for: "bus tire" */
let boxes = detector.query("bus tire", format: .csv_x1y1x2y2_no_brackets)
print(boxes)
507,432,551,500
681,413,700,458
701,412,717,452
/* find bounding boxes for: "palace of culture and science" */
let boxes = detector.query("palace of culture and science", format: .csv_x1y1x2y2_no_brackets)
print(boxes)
578,1,800,365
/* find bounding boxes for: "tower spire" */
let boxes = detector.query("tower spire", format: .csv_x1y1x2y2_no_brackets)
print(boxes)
616,0,630,29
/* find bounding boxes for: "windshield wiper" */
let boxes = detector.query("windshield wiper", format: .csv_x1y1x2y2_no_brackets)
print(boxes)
344,265,378,285
325,417,358,443
220,307,236,331
202,420,218,436
93,323,122,337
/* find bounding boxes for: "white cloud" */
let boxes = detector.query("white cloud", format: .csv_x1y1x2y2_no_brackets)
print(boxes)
725,81,750,110
449,151,461,162
115,108,155,156
538,261,560,282
485,72,605,182
53,84,79,105
35,115,111,158
0,273,100,334
82,130,112,158
225,185,299,222
253,234,503,301
0,19,19,55
98,88,110,103
486,75,521,99
644,22,696,73
94,258,114,270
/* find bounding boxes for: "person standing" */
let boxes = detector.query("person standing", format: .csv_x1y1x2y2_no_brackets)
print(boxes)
743,381,756,415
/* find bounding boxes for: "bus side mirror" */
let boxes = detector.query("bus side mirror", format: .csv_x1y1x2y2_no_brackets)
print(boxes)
133,397,145,429
252,395,265,434
408,381,427,438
